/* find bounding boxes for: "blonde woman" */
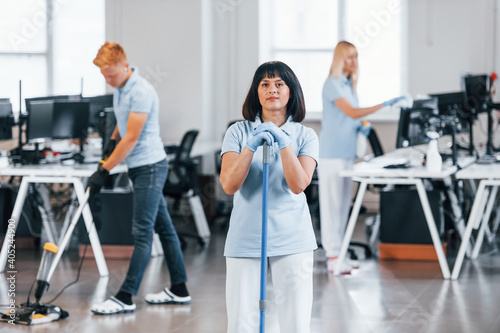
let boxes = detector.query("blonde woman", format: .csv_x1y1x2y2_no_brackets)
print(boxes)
318,41,403,274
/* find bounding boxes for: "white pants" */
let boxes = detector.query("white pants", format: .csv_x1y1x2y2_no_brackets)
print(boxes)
318,158,354,258
226,251,313,333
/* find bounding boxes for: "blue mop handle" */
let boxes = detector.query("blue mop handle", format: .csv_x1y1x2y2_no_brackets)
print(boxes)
260,141,271,333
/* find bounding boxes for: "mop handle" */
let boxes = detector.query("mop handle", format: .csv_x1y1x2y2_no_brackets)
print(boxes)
260,141,271,333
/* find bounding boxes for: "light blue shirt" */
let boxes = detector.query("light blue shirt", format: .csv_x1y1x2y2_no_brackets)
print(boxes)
113,67,166,169
221,117,319,257
319,75,361,159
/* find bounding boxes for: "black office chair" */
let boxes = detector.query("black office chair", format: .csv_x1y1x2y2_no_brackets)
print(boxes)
211,120,241,227
163,129,207,249
307,128,385,260
367,128,384,158
348,127,386,259
351,127,385,204
211,149,232,227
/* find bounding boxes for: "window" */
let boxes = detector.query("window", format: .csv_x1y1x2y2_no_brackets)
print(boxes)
0,0,105,114
261,0,406,121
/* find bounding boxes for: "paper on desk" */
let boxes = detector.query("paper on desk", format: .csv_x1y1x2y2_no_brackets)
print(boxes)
355,157,410,169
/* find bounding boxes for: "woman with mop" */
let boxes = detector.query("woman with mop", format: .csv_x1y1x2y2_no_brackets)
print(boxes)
220,61,319,333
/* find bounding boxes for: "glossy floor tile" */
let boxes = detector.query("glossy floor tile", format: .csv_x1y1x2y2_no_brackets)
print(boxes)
1,216,500,333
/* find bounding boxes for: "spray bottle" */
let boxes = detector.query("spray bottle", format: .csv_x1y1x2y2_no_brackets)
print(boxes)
426,131,442,173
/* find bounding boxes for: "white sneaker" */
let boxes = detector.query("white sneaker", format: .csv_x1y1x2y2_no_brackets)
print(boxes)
145,287,191,305
91,297,136,315
347,258,360,269
327,257,354,275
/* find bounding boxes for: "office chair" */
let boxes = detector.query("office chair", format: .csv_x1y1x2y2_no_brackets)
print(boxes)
211,149,232,227
347,127,388,258
163,129,211,249
307,128,386,260
211,120,241,228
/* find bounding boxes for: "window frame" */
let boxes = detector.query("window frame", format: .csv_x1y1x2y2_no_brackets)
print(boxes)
260,0,408,122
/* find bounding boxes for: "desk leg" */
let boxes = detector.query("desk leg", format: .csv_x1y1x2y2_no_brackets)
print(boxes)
489,204,500,243
443,177,473,257
0,178,30,272
188,194,211,240
415,180,450,279
451,182,488,280
471,185,498,259
334,181,367,276
73,181,108,277
151,233,164,257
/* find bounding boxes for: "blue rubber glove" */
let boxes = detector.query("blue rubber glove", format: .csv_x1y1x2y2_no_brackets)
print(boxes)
383,96,406,107
246,131,275,152
253,122,291,150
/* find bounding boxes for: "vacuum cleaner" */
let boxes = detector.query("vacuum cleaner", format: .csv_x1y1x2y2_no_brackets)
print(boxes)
1,188,90,325
1,242,68,325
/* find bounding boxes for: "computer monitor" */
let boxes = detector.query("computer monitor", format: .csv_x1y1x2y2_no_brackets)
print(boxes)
462,74,491,114
0,102,12,118
26,100,54,143
412,97,438,112
0,102,14,141
429,91,469,134
51,101,90,140
25,95,81,113
84,94,113,129
396,107,440,149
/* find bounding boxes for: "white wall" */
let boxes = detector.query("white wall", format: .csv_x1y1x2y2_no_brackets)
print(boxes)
104,0,500,152
212,0,260,138
408,0,496,96
105,0,214,144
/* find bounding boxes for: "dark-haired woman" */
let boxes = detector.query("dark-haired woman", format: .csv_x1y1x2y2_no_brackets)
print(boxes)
220,61,318,333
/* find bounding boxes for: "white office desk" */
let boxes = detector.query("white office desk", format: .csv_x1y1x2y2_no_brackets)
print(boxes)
0,163,127,276
451,163,500,279
336,148,473,279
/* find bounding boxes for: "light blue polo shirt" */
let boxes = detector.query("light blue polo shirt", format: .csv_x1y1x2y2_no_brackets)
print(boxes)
319,75,361,159
221,117,319,257
113,67,166,169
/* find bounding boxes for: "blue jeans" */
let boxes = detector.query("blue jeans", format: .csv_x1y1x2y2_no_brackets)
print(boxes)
119,159,187,295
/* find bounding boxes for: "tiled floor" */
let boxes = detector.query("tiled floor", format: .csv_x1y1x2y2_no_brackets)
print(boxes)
1,215,500,332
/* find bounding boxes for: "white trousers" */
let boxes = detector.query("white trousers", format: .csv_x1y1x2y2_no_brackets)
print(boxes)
318,158,354,258
226,251,313,333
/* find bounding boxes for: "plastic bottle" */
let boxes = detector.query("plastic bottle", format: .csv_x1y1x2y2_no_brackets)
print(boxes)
356,120,371,158
0,151,8,168
426,131,442,173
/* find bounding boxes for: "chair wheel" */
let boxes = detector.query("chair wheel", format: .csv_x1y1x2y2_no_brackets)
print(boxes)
348,248,358,260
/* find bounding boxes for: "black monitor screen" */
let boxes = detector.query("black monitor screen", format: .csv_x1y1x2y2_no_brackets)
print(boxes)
412,98,438,112
396,107,440,148
0,102,13,141
429,91,469,134
26,100,54,142
25,95,81,113
85,94,113,129
463,74,491,113
0,102,12,118
52,101,90,139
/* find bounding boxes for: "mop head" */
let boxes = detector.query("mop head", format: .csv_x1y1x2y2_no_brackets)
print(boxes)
0,302,68,325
